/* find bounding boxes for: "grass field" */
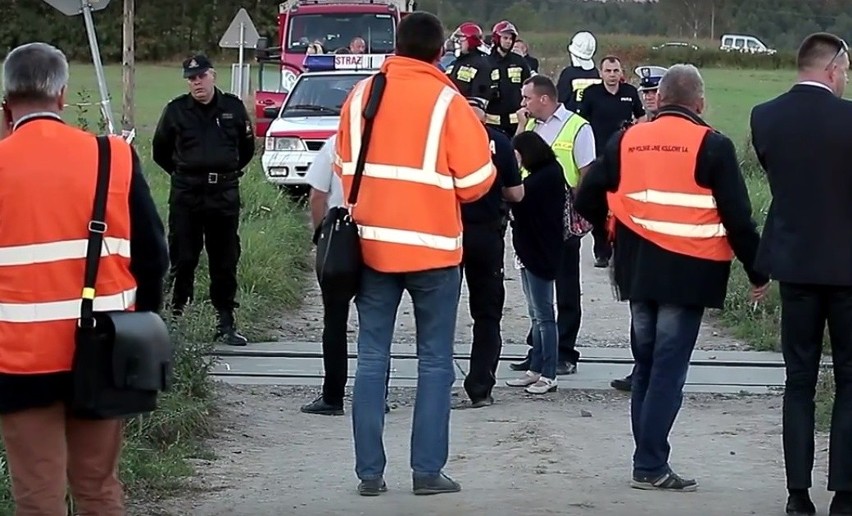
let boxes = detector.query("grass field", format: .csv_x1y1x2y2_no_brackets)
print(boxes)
0,59,803,509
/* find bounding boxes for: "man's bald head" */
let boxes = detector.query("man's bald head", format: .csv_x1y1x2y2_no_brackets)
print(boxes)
657,64,705,114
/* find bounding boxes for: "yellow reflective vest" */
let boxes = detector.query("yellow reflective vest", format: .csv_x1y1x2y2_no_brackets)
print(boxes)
520,112,589,187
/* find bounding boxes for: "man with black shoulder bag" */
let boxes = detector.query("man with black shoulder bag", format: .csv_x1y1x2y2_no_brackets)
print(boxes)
303,86,391,416
0,42,170,514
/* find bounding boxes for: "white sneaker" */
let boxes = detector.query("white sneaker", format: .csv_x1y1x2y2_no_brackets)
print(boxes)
525,377,557,394
506,371,540,387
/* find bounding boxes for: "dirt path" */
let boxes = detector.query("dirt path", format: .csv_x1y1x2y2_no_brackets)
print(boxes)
275,233,749,352
137,384,830,516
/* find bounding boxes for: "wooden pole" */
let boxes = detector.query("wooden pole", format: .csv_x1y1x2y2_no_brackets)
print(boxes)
121,0,135,132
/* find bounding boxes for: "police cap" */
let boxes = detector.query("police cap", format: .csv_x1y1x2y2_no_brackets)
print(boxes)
634,65,667,91
182,54,213,78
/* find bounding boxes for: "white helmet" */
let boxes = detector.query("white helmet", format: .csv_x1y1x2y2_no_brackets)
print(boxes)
568,31,597,70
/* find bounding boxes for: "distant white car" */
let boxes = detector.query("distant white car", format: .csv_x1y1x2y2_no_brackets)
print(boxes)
261,54,384,189
720,34,776,55
651,42,699,51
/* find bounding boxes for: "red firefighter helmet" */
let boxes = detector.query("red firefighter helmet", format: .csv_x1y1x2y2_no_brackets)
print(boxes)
452,22,484,50
491,20,519,45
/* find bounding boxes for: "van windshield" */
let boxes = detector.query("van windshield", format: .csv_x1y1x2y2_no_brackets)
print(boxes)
287,13,395,54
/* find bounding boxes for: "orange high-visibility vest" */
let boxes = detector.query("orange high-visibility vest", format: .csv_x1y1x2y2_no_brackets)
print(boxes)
334,56,496,273
0,119,137,374
606,114,734,262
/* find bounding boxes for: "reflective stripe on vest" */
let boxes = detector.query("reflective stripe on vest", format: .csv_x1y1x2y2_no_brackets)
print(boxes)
341,83,492,191
606,115,734,262
522,112,588,187
0,124,138,374
336,64,494,273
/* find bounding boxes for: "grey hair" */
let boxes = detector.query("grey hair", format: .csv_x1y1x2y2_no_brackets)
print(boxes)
2,42,69,103
657,63,704,108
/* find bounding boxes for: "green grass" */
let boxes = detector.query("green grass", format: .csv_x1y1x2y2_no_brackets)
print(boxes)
0,63,311,512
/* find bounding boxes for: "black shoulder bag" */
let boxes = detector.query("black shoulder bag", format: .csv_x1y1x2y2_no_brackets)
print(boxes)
71,135,174,420
315,73,387,300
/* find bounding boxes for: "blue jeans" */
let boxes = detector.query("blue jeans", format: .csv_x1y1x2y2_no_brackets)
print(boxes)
352,266,461,480
629,301,704,478
520,268,557,379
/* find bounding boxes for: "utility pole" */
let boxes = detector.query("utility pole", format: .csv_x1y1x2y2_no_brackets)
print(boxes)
121,0,134,133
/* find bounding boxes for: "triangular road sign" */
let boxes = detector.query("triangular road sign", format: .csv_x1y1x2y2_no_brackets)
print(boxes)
43,0,111,16
219,8,261,49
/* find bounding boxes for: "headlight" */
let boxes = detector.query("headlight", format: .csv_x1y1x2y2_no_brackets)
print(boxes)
281,70,298,92
265,137,306,152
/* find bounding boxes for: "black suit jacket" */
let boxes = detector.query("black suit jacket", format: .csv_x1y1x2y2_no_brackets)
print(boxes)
750,83,852,286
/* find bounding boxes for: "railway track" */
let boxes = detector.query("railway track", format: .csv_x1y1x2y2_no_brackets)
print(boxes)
206,342,798,394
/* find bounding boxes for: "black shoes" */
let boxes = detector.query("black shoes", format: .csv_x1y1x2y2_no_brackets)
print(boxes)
786,490,816,515
830,491,852,515
509,359,529,371
785,489,852,515
412,472,461,495
300,396,390,416
357,473,461,496
300,396,344,416
215,310,248,346
594,256,610,268
630,470,698,492
357,477,387,496
611,373,633,392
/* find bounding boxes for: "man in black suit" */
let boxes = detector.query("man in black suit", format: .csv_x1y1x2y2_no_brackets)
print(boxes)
750,32,852,516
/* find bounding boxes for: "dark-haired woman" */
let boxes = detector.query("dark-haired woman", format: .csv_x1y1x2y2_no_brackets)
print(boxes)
505,131,566,394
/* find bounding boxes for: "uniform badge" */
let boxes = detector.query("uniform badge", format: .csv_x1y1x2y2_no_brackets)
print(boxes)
640,67,651,78
221,112,234,119
188,59,198,69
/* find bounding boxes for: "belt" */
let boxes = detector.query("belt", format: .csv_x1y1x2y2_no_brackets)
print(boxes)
176,171,241,184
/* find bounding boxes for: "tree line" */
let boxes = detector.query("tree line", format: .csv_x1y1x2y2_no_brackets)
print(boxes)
0,0,850,61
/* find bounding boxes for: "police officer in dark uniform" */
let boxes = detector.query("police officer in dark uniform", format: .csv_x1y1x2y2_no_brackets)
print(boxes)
486,20,531,137
455,96,524,409
152,55,255,346
446,22,494,100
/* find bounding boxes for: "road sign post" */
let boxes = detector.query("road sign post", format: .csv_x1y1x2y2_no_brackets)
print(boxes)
44,0,116,134
219,9,261,99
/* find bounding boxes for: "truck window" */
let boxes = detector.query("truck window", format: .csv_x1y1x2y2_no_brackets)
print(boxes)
747,39,760,50
287,13,395,54
722,36,733,47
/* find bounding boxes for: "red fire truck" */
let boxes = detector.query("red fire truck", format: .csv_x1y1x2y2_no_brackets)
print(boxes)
253,0,417,136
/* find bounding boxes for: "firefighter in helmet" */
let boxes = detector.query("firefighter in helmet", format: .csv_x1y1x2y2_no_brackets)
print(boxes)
556,31,602,112
485,20,531,137
446,22,496,101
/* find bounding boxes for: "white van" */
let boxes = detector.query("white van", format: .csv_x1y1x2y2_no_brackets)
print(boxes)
720,34,776,55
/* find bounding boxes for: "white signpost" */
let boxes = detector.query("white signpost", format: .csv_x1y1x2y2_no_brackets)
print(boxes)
43,0,117,135
219,8,261,99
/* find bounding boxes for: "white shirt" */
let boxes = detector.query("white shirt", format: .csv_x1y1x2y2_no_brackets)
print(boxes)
797,80,834,93
304,134,344,209
529,105,596,169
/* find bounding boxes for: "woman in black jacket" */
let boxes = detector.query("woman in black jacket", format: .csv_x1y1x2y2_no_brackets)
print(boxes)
505,131,566,395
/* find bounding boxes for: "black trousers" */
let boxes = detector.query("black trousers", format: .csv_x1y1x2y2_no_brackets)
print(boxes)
780,282,852,492
523,236,582,364
169,200,241,312
319,284,391,406
592,223,612,261
460,221,506,400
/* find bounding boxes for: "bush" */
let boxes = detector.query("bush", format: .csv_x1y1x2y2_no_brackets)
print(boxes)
0,103,311,512
527,33,796,78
